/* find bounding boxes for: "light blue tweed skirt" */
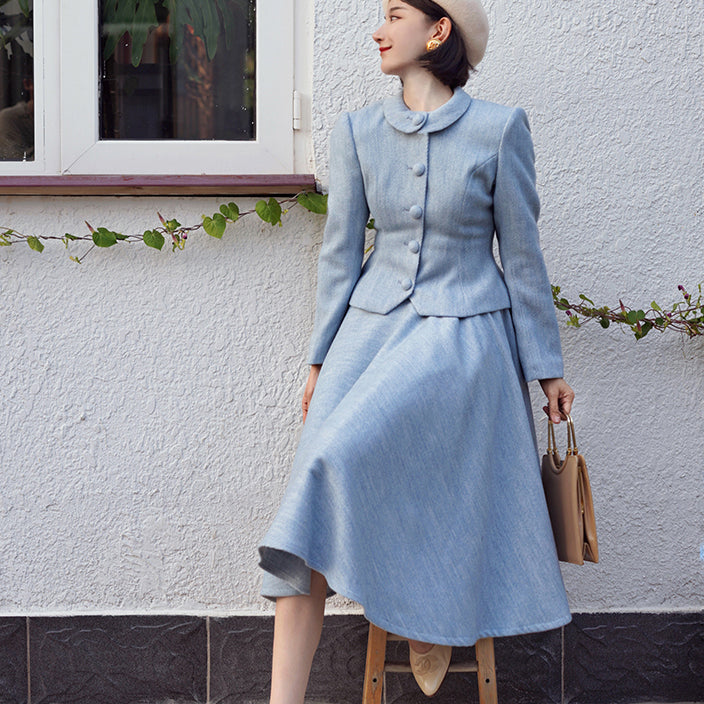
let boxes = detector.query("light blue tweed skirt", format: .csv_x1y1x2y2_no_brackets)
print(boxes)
259,301,571,646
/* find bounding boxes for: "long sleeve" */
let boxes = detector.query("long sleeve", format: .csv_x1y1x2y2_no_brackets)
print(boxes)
494,108,564,382
307,112,370,365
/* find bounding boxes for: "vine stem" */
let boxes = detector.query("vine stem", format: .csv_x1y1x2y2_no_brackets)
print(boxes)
553,284,704,339
3,197,702,341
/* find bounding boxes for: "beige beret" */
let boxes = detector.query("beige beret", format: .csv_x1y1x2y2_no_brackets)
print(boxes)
432,0,489,67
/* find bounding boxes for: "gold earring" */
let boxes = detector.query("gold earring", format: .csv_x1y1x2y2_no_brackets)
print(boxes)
426,39,442,52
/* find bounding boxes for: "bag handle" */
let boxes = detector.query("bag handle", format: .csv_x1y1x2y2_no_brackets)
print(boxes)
567,414,578,454
547,414,578,455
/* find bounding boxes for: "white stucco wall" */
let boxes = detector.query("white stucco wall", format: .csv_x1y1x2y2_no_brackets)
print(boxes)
1,0,703,616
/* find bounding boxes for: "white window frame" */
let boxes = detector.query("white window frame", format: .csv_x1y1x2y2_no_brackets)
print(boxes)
0,0,296,176
0,0,55,175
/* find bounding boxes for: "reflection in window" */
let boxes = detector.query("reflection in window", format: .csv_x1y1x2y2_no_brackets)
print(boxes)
0,0,34,161
100,0,256,141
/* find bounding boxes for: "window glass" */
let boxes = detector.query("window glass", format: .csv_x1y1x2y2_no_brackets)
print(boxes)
0,0,34,161
99,0,255,141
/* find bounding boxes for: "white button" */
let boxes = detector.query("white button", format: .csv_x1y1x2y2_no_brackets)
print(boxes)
401,278,413,291
412,163,426,176
408,240,420,253
409,205,423,219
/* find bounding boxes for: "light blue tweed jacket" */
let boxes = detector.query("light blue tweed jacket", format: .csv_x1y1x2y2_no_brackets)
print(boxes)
308,86,563,382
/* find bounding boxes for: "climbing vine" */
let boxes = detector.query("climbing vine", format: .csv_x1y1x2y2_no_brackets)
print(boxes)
1,192,701,340
0,192,327,263
553,284,704,340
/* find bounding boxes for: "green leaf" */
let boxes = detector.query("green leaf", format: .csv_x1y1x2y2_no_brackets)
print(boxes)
366,217,376,230
578,293,595,305
133,0,160,67
18,0,30,17
143,229,165,250
102,0,146,63
27,236,44,253
255,197,283,226
164,218,181,231
625,310,638,324
203,213,226,239
92,228,118,248
215,0,238,50
115,232,128,240
199,0,221,60
219,202,240,221
651,301,661,312
213,212,227,233
635,321,653,340
296,192,328,214
101,0,159,67
166,0,224,63
599,317,610,329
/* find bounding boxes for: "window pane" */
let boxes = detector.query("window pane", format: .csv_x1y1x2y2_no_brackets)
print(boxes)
0,0,34,161
99,0,255,141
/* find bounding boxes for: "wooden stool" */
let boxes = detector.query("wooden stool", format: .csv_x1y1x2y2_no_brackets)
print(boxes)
362,623,498,703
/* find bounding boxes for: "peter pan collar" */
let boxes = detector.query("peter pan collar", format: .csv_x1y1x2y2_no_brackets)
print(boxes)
383,86,471,134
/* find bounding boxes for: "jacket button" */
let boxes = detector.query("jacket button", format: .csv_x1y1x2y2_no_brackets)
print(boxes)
412,163,426,176
412,113,425,126
401,278,413,291
409,205,423,219
408,240,420,253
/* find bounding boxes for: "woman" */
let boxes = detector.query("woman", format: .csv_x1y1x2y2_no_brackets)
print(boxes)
259,0,574,700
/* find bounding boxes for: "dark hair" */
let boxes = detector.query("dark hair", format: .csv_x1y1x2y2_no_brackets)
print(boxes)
402,0,474,89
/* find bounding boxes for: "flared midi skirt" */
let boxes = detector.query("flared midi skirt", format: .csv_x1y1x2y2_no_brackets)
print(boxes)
258,301,571,646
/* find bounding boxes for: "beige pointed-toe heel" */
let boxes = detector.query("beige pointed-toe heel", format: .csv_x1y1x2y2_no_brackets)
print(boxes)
409,643,452,696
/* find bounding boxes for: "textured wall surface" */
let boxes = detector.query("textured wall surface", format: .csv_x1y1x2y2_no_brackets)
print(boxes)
1,198,322,614
1,0,703,616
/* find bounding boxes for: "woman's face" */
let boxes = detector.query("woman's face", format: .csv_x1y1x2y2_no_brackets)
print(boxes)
372,1,436,77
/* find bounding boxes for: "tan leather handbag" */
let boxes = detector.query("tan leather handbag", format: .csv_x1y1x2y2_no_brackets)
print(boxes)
541,416,599,565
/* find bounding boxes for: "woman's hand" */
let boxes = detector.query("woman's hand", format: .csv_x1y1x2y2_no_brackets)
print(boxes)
539,377,575,423
302,364,322,423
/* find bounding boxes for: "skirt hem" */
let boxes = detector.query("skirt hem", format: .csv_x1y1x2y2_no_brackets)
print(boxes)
259,544,571,647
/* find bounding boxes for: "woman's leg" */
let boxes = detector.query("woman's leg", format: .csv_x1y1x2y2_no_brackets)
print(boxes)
269,570,328,704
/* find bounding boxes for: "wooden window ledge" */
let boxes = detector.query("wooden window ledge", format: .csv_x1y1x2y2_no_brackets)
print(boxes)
0,174,317,196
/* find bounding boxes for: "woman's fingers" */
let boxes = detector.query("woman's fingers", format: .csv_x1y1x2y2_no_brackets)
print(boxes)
302,364,322,423
539,378,575,423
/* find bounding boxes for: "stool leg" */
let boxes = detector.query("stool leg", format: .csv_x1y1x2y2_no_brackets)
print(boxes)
362,623,388,704
476,637,498,704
